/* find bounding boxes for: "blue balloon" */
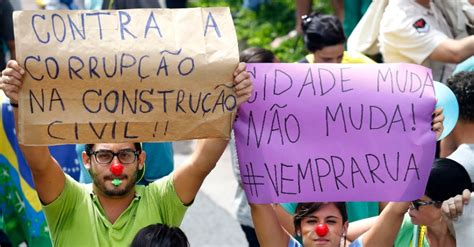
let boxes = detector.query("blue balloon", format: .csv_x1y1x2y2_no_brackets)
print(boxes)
434,81,459,140
453,56,474,75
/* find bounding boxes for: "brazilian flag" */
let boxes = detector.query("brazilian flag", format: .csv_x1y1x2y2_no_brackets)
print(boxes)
0,102,79,246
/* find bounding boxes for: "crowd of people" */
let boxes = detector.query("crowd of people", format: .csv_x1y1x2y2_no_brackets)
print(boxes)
1,0,474,246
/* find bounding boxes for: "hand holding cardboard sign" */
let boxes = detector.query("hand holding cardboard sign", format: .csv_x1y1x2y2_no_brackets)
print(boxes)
0,60,25,105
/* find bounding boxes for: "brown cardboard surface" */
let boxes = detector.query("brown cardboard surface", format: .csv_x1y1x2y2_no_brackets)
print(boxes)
13,8,239,145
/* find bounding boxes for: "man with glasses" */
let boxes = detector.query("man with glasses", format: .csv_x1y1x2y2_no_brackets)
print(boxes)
0,60,253,246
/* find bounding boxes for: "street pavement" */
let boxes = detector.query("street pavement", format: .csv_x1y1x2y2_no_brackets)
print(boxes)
174,141,247,247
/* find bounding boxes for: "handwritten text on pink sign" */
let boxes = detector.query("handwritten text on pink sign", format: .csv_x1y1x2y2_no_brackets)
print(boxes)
233,63,436,203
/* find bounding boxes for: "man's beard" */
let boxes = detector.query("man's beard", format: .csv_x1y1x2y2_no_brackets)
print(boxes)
91,169,138,197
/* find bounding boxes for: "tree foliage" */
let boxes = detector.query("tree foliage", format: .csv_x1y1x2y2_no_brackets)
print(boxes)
190,0,333,62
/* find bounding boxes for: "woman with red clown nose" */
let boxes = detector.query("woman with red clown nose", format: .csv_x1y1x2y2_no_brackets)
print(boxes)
250,202,363,247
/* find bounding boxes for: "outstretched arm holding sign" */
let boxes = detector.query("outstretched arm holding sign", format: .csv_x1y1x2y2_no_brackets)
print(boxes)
173,62,252,205
0,60,63,205
360,202,409,247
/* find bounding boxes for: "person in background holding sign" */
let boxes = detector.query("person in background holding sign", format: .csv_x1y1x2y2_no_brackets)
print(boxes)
0,60,253,246
251,201,364,247
359,158,472,247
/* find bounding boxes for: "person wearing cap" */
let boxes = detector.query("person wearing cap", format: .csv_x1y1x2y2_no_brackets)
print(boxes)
378,0,474,82
0,60,253,246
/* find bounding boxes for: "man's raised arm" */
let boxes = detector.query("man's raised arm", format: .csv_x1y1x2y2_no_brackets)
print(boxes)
173,62,253,205
0,60,65,205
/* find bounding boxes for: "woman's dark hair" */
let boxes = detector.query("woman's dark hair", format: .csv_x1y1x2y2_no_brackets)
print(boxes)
425,158,472,204
85,143,142,156
294,202,347,232
130,223,189,247
240,47,276,63
301,13,346,52
446,71,474,122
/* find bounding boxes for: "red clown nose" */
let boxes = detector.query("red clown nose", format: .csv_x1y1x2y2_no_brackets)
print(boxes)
315,224,329,237
110,163,124,176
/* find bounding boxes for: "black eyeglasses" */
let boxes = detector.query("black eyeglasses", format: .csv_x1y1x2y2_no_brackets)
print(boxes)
410,200,441,210
89,150,140,165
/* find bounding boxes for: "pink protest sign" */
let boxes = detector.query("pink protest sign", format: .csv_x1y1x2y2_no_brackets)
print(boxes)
233,63,437,203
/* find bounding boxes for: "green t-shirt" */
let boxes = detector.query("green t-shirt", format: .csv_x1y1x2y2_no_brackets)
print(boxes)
43,174,187,247
394,213,430,247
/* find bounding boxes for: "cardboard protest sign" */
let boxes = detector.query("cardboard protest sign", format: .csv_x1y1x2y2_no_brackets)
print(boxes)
13,8,239,145
233,63,437,203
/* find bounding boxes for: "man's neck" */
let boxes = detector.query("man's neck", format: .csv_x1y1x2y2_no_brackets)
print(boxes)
452,121,474,146
94,187,136,224
415,0,431,9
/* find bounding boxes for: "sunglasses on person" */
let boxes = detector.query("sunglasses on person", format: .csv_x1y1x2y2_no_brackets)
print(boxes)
410,200,442,210
89,149,140,165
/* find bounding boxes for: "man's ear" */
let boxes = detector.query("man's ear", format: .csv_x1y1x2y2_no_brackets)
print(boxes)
138,151,146,170
82,151,91,171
